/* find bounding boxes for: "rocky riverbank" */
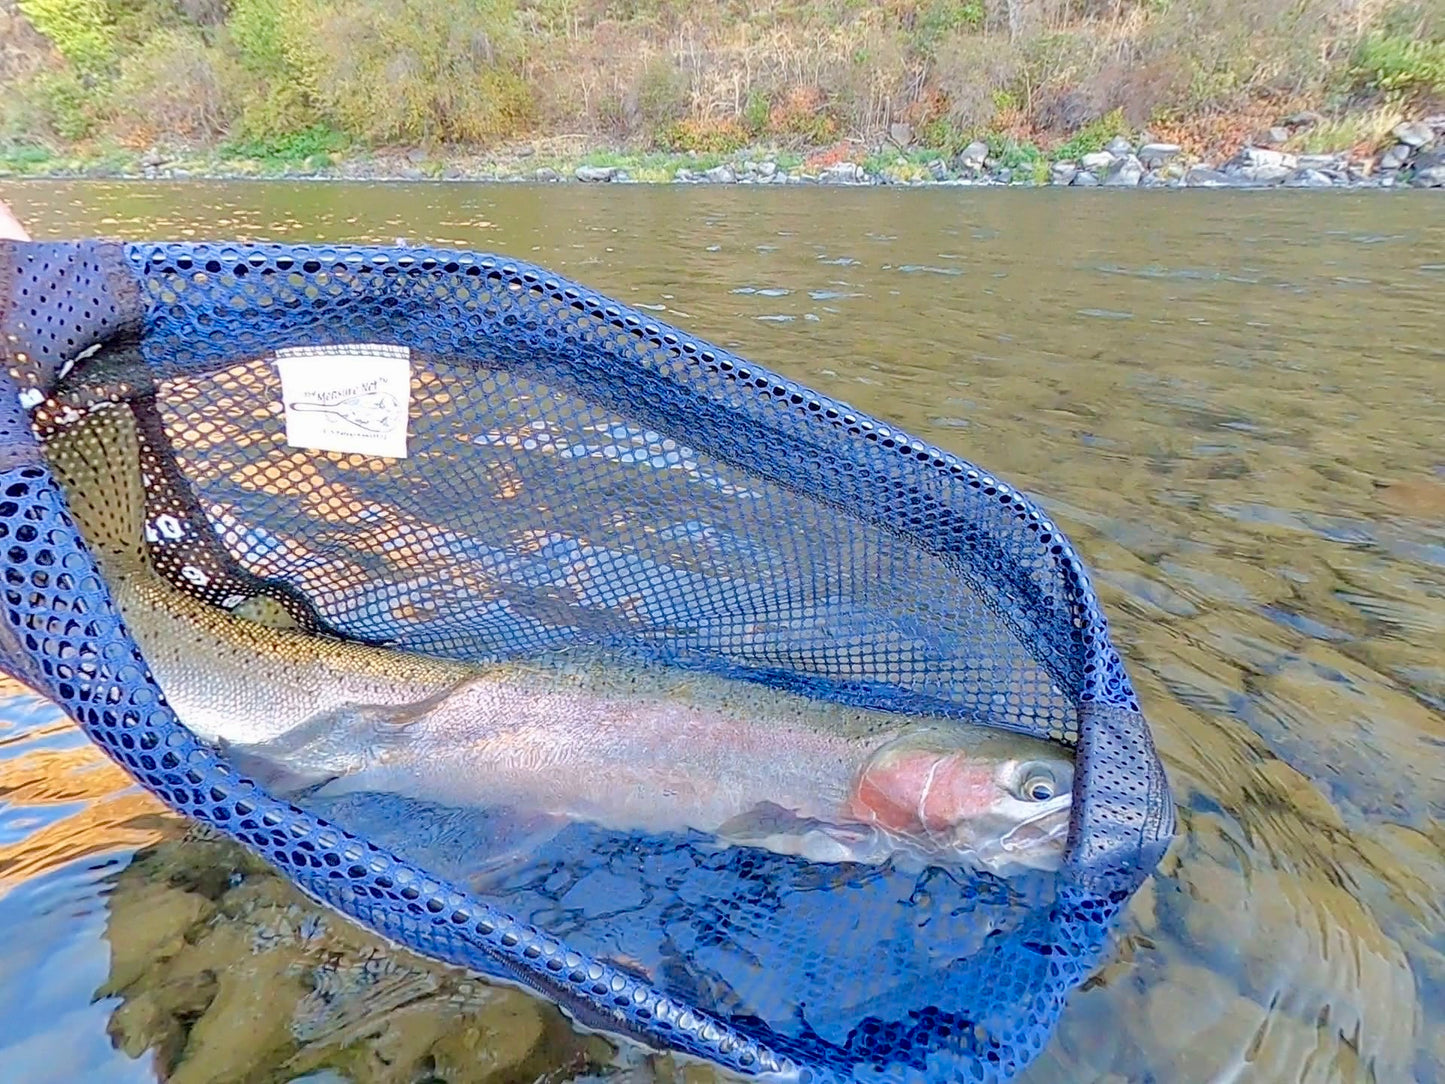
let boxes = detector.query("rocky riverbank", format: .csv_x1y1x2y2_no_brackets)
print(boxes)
6,117,1444,190
567,129,1445,189
554,117,1445,190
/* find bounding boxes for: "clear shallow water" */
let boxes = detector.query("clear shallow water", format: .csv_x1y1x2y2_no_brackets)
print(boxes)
0,181,1442,1083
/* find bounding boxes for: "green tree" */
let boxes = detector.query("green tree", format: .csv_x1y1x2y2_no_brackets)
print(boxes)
17,0,116,74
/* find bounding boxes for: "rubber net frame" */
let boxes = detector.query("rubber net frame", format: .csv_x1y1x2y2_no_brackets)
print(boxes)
0,240,1174,1084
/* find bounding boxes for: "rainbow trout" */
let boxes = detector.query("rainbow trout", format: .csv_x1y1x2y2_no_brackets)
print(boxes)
45,403,1075,874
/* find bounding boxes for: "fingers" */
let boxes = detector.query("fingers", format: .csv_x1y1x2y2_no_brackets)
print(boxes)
0,199,31,241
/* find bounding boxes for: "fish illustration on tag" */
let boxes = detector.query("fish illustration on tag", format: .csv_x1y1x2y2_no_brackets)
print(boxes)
285,390,400,433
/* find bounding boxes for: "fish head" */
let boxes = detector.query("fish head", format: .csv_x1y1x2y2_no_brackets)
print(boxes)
849,727,1075,874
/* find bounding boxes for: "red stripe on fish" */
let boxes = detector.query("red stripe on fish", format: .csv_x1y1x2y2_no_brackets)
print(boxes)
847,748,997,834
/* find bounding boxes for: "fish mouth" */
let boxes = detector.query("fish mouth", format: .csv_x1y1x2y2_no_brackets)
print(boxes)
998,796,1072,859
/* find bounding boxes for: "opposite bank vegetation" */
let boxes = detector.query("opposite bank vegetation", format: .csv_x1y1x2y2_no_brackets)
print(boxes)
1,0,1443,187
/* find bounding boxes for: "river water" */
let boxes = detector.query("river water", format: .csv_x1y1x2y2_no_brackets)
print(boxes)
0,181,1441,1084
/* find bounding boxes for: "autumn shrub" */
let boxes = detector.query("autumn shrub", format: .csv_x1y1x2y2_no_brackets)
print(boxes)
109,28,233,145
633,55,691,131
826,23,913,134
22,67,101,140
930,31,1021,133
220,123,349,163
1351,32,1445,97
767,84,839,144
291,0,535,143
1051,107,1128,156
659,115,748,151
742,89,771,134
228,0,299,76
224,0,325,140
5,0,1443,160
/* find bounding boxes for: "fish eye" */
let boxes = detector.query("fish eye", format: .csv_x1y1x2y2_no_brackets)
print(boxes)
1016,764,1060,802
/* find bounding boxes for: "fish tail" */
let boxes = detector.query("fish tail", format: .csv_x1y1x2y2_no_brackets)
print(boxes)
44,402,153,577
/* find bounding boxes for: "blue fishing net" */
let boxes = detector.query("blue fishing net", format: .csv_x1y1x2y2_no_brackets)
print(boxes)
0,240,1174,1082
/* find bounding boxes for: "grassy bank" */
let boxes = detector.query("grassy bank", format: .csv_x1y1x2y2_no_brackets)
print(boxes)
1,0,1442,173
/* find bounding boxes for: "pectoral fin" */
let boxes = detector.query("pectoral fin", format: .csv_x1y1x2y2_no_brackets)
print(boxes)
217,735,342,796
462,808,575,889
715,803,896,865
714,801,808,841
218,682,475,797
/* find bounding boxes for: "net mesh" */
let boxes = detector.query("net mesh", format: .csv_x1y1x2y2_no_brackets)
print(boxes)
0,239,1174,1083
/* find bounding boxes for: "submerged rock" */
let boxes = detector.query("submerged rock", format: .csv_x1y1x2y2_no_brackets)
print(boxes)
100,836,612,1084
100,881,217,994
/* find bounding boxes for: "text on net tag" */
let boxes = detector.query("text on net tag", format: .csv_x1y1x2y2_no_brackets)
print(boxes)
275,344,411,459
